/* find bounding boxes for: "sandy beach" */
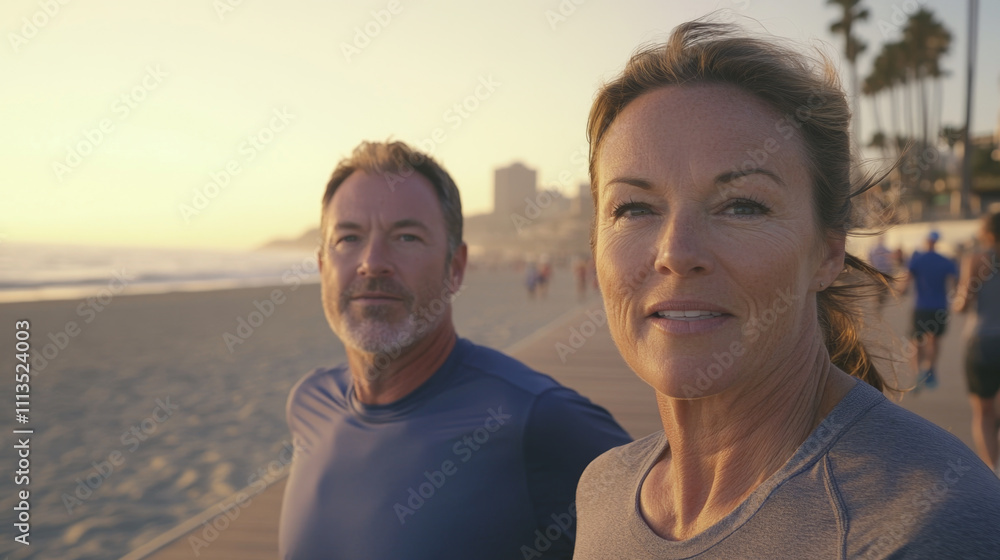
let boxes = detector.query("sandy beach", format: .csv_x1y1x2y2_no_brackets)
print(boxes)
0,266,589,560
0,257,986,560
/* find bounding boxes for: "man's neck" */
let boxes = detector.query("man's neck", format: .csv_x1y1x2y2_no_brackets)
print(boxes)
347,322,458,406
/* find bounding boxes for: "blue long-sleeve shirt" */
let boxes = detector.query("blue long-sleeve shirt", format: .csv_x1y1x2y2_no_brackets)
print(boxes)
279,337,632,559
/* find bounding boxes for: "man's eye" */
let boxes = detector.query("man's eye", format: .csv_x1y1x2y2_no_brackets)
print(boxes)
399,234,420,242
338,234,359,244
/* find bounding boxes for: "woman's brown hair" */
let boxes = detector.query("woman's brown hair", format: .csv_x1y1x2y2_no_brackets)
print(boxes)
587,20,891,391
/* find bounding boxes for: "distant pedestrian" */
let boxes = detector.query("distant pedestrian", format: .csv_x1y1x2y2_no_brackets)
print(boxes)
954,212,1000,473
574,255,589,301
537,256,552,299
525,260,539,298
869,236,893,274
906,230,958,389
868,236,894,307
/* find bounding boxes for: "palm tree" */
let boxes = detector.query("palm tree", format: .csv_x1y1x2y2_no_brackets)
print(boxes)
867,41,908,155
862,71,888,158
941,125,965,163
869,130,888,154
902,9,952,148
828,0,869,146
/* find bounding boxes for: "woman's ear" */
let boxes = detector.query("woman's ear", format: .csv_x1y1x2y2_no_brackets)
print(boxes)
815,230,846,290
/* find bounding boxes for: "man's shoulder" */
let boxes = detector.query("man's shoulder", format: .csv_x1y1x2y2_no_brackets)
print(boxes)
457,338,566,397
287,364,350,409
925,251,956,269
909,251,955,272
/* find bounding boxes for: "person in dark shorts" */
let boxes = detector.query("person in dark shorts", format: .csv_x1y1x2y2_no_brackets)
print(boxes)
955,212,1000,473
906,230,957,389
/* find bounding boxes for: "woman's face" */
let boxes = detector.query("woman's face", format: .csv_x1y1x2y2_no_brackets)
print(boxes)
593,83,844,399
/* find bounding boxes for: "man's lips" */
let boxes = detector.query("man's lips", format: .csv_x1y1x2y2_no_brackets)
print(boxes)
350,292,403,302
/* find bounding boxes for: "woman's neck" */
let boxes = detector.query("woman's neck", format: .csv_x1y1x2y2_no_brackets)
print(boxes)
641,333,856,541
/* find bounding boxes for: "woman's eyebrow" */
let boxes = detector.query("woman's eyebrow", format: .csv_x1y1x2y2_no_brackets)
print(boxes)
715,168,785,187
603,176,654,190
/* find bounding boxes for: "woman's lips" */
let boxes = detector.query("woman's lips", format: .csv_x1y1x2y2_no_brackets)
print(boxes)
645,302,732,334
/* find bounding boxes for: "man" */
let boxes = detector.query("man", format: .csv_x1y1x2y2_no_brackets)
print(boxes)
907,230,958,389
279,141,631,560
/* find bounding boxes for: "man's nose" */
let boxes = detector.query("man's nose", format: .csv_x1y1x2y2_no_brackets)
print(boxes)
357,237,393,277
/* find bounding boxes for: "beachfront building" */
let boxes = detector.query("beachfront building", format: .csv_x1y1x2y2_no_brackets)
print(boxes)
571,181,594,220
494,162,537,217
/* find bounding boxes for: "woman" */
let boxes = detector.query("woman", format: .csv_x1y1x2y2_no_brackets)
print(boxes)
574,21,1000,558
954,212,1000,474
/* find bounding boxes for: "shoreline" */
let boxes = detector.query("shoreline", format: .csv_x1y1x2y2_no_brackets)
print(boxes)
0,268,589,560
0,277,322,306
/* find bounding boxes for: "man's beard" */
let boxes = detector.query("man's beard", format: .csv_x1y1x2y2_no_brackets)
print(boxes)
336,277,443,357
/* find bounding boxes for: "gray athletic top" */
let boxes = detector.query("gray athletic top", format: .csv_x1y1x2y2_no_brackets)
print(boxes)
575,380,1000,559
974,250,1000,338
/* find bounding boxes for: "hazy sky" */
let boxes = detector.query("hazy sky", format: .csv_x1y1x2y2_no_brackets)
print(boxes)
2,0,998,250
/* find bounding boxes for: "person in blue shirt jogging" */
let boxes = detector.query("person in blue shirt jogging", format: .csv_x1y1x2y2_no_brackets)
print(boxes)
905,230,958,390
278,140,631,560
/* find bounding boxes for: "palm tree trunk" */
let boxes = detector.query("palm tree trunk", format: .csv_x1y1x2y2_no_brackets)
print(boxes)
904,75,915,143
872,91,887,158
933,77,944,150
851,63,863,150
920,67,930,147
889,86,901,156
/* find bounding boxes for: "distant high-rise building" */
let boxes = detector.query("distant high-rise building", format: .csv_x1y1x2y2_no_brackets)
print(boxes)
571,181,594,219
494,162,536,217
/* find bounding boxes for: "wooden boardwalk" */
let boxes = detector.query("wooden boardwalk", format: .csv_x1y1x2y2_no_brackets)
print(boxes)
127,293,979,559
126,302,655,560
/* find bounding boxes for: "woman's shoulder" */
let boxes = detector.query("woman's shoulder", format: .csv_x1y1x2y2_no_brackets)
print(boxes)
579,432,664,496
827,388,1000,550
834,388,986,471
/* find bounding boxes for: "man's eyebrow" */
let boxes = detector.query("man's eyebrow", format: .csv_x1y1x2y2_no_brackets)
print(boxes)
333,219,430,231
603,176,654,190
715,168,785,187
390,219,430,231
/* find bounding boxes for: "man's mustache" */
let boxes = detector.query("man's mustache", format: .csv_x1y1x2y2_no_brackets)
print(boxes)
339,278,414,308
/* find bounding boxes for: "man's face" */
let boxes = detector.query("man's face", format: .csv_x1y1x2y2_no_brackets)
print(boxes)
319,170,463,357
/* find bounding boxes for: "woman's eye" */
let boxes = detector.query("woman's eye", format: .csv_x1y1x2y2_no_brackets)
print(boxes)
611,201,653,219
724,198,770,216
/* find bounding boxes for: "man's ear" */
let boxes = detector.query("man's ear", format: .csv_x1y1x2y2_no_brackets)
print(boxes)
317,249,323,273
448,243,468,292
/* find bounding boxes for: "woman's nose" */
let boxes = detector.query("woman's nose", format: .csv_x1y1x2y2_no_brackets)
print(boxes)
652,210,713,277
